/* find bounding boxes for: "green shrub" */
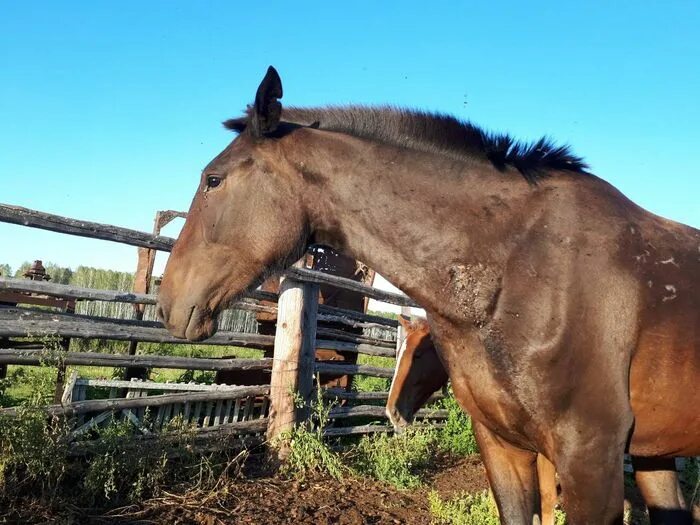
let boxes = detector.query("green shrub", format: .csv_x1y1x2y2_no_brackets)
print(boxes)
428,490,499,525
436,394,479,456
280,387,346,480
352,428,436,489
0,408,69,494
82,419,169,503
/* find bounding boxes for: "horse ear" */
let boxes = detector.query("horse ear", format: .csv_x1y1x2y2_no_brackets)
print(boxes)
249,66,283,137
398,314,412,330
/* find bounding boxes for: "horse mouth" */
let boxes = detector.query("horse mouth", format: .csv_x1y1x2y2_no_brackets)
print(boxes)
386,406,411,433
184,305,217,341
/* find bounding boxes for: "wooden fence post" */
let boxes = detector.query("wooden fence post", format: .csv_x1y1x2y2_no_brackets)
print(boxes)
266,269,319,456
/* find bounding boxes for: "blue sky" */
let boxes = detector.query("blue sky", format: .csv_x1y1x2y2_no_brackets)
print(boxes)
2,1,699,280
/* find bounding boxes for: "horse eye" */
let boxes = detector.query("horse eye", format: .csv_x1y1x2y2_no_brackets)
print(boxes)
206,176,222,189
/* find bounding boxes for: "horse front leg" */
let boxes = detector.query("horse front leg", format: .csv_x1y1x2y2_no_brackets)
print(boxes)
474,421,542,524
553,410,633,525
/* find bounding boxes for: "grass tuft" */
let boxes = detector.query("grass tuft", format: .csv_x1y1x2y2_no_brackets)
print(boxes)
428,490,499,525
351,428,436,489
280,386,347,480
435,393,479,457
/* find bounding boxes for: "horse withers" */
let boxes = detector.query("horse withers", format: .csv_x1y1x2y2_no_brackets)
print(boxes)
157,67,699,523
387,315,696,525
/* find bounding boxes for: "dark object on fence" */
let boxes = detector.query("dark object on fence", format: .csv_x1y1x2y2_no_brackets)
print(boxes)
23,260,51,281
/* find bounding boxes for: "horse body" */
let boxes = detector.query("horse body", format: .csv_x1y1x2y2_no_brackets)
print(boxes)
157,67,699,523
388,315,696,524
628,211,700,457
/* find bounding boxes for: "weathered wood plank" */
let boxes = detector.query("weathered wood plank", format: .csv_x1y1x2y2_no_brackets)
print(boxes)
287,267,417,308
0,277,399,329
0,203,175,251
0,385,269,417
0,348,272,372
328,405,448,420
68,418,269,455
318,304,398,328
232,398,241,422
322,424,394,437
314,362,394,378
0,277,276,316
266,274,319,445
0,307,274,349
315,339,395,358
323,422,446,437
322,389,444,402
74,378,261,391
61,370,79,404
315,327,394,348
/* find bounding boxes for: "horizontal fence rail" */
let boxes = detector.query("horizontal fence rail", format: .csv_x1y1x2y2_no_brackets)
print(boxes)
0,348,273,371
314,362,395,378
0,277,399,332
0,304,394,358
0,204,175,251
328,404,448,420
323,389,444,403
0,306,275,349
0,385,270,417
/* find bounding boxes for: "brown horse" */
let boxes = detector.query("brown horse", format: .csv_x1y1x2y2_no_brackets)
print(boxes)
157,67,699,523
387,315,696,525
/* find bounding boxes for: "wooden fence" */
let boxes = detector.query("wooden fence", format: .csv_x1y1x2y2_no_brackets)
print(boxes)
0,203,440,455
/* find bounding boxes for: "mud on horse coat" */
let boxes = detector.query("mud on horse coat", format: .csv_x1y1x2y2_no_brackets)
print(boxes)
157,67,699,524
386,315,696,525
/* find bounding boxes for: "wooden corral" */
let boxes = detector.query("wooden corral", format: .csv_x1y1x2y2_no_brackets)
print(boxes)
0,203,434,454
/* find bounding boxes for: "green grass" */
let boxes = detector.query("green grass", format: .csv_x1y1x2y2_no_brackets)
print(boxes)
353,354,393,393
280,387,347,480
351,428,437,489
435,394,479,456
428,490,499,525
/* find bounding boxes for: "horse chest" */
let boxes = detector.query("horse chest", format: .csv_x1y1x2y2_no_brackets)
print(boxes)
429,318,537,445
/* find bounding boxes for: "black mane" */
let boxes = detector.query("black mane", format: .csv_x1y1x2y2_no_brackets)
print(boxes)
224,106,589,184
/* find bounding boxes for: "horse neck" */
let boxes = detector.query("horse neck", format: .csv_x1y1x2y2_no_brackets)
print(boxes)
287,130,536,313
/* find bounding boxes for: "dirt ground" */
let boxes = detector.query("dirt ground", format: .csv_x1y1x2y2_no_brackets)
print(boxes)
1,454,664,524
96,455,489,525
1,455,488,525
